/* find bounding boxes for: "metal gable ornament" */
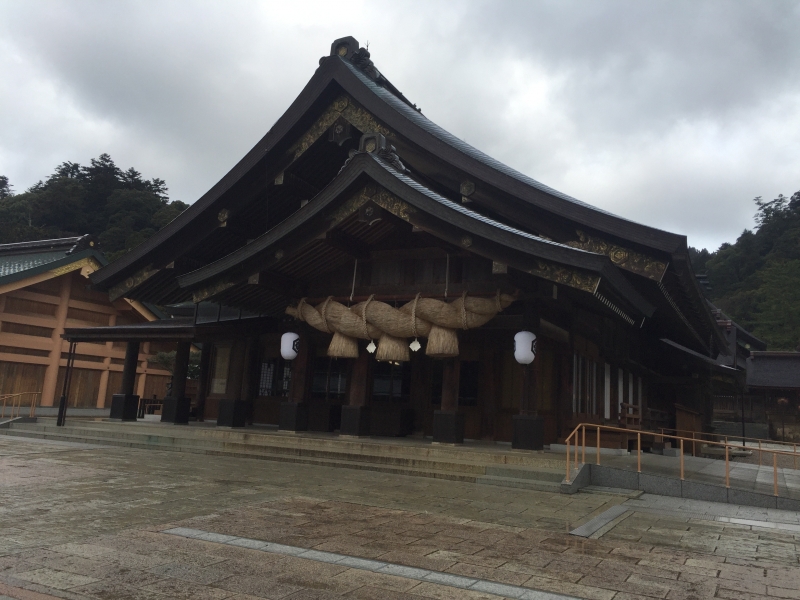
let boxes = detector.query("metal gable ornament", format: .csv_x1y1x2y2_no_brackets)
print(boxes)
513,331,537,365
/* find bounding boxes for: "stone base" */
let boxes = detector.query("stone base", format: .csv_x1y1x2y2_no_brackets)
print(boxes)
110,394,139,421
161,397,191,424
217,399,250,428
340,406,370,437
309,403,341,432
370,405,414,437
280,402,308,432
433,410,464,444
512,414,544,450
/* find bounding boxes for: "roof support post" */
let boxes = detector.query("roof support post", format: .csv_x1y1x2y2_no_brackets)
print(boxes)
195,344,212,422
56,341,77,427
121,342,141,397
171,341,191,402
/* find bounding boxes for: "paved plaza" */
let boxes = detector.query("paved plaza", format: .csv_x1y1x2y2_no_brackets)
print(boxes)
0,435,799,599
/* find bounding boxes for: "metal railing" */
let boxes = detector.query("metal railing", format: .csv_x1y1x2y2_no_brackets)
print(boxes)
0,392,41,418
660,426,798,467
565,422,799,497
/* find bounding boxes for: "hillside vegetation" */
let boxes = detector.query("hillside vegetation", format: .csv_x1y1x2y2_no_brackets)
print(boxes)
690,191,800,350
0,155,188,261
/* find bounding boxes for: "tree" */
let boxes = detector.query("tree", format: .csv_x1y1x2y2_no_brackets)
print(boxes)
0,175,12,199
693,190,800,349
0,154,188,262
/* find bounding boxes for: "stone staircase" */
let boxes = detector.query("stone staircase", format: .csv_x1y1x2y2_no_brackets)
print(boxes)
0,418,566,492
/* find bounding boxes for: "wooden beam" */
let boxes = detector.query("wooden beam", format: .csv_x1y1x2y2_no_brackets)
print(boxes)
325,230,371,260
248,270,308,297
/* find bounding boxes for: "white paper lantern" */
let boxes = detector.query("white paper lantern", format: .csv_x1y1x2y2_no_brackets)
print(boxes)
514,331,537,364
281,332,300,360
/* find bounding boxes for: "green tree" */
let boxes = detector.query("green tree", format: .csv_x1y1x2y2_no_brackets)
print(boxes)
694,190,800,350
0,154,187,262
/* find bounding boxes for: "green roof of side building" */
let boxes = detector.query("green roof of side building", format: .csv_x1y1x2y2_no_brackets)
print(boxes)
0,235,107,285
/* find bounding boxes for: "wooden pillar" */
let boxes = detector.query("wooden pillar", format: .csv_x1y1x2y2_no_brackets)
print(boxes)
96,370,109,409
433,357,463,444
171,341,191,400
241,337,261,403
520,362,536,415
289,332,314,404
121,342,140,396
281,331,313,431
195,343,211,421
479,342,496,440
341,348,371,436
347,351,370,407
440,358,460,412
42,274,72,406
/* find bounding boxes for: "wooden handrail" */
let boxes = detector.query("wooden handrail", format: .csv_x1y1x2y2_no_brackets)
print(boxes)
564,421,796,497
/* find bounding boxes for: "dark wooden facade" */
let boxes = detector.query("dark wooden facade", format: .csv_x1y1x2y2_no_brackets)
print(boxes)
73,37,734,444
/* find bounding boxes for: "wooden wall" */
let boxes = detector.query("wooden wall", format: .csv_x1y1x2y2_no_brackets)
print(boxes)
0,269,172,409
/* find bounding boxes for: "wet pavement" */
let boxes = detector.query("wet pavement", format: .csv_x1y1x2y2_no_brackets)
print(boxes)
0,435,798,599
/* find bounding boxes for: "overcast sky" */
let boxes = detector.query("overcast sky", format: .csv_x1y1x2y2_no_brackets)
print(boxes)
2,0,799,251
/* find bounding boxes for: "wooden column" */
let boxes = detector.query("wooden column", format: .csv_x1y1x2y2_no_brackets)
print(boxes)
171,341,191,400
433,357,464,444
42,274,72,406
440,358,460,412
347,351,370,407
520,362,535,415
341,348,371,436
121,342,140,396
195,343,212,421
241,337,261,403
281,331,313,431
479,343,496,440
289,333,314,404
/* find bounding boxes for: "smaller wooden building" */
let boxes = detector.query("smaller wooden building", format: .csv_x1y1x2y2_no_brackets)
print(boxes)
0,236,172,410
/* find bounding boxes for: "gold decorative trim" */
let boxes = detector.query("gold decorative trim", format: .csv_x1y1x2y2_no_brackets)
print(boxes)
529,260,600,294
286,96,393,163
327,186,375,228
49,257,103,278
192,280,236,303
372,189,414,222
109,264,160,302
566,230,668,281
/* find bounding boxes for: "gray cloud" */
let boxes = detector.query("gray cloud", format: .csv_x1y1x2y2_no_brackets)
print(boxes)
1,0,798,251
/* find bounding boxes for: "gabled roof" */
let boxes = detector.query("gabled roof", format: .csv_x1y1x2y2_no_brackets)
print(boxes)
176,149,655,321
92,37,682,291
88,36,723,353
0,235,105,286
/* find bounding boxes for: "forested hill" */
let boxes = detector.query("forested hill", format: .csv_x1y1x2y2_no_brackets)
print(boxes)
689,191,800,351
0,154,188,261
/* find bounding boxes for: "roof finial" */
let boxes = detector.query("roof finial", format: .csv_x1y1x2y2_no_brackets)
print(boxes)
365,40,370,51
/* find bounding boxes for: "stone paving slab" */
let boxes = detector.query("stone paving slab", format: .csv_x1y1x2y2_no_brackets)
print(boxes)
0,436,798,599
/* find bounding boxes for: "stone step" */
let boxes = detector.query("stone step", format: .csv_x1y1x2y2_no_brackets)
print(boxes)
1,425,486,474
475,475,561,492
8,419,563,469
0,421,564,492
0,426,482,482
485,465,565,482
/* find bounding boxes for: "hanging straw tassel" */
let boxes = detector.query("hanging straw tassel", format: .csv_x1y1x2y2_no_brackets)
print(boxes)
328,332,358,358
376,333,410,362
426,325,458,358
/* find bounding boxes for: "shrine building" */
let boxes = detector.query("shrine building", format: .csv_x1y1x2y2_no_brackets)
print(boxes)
63,37,734,447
